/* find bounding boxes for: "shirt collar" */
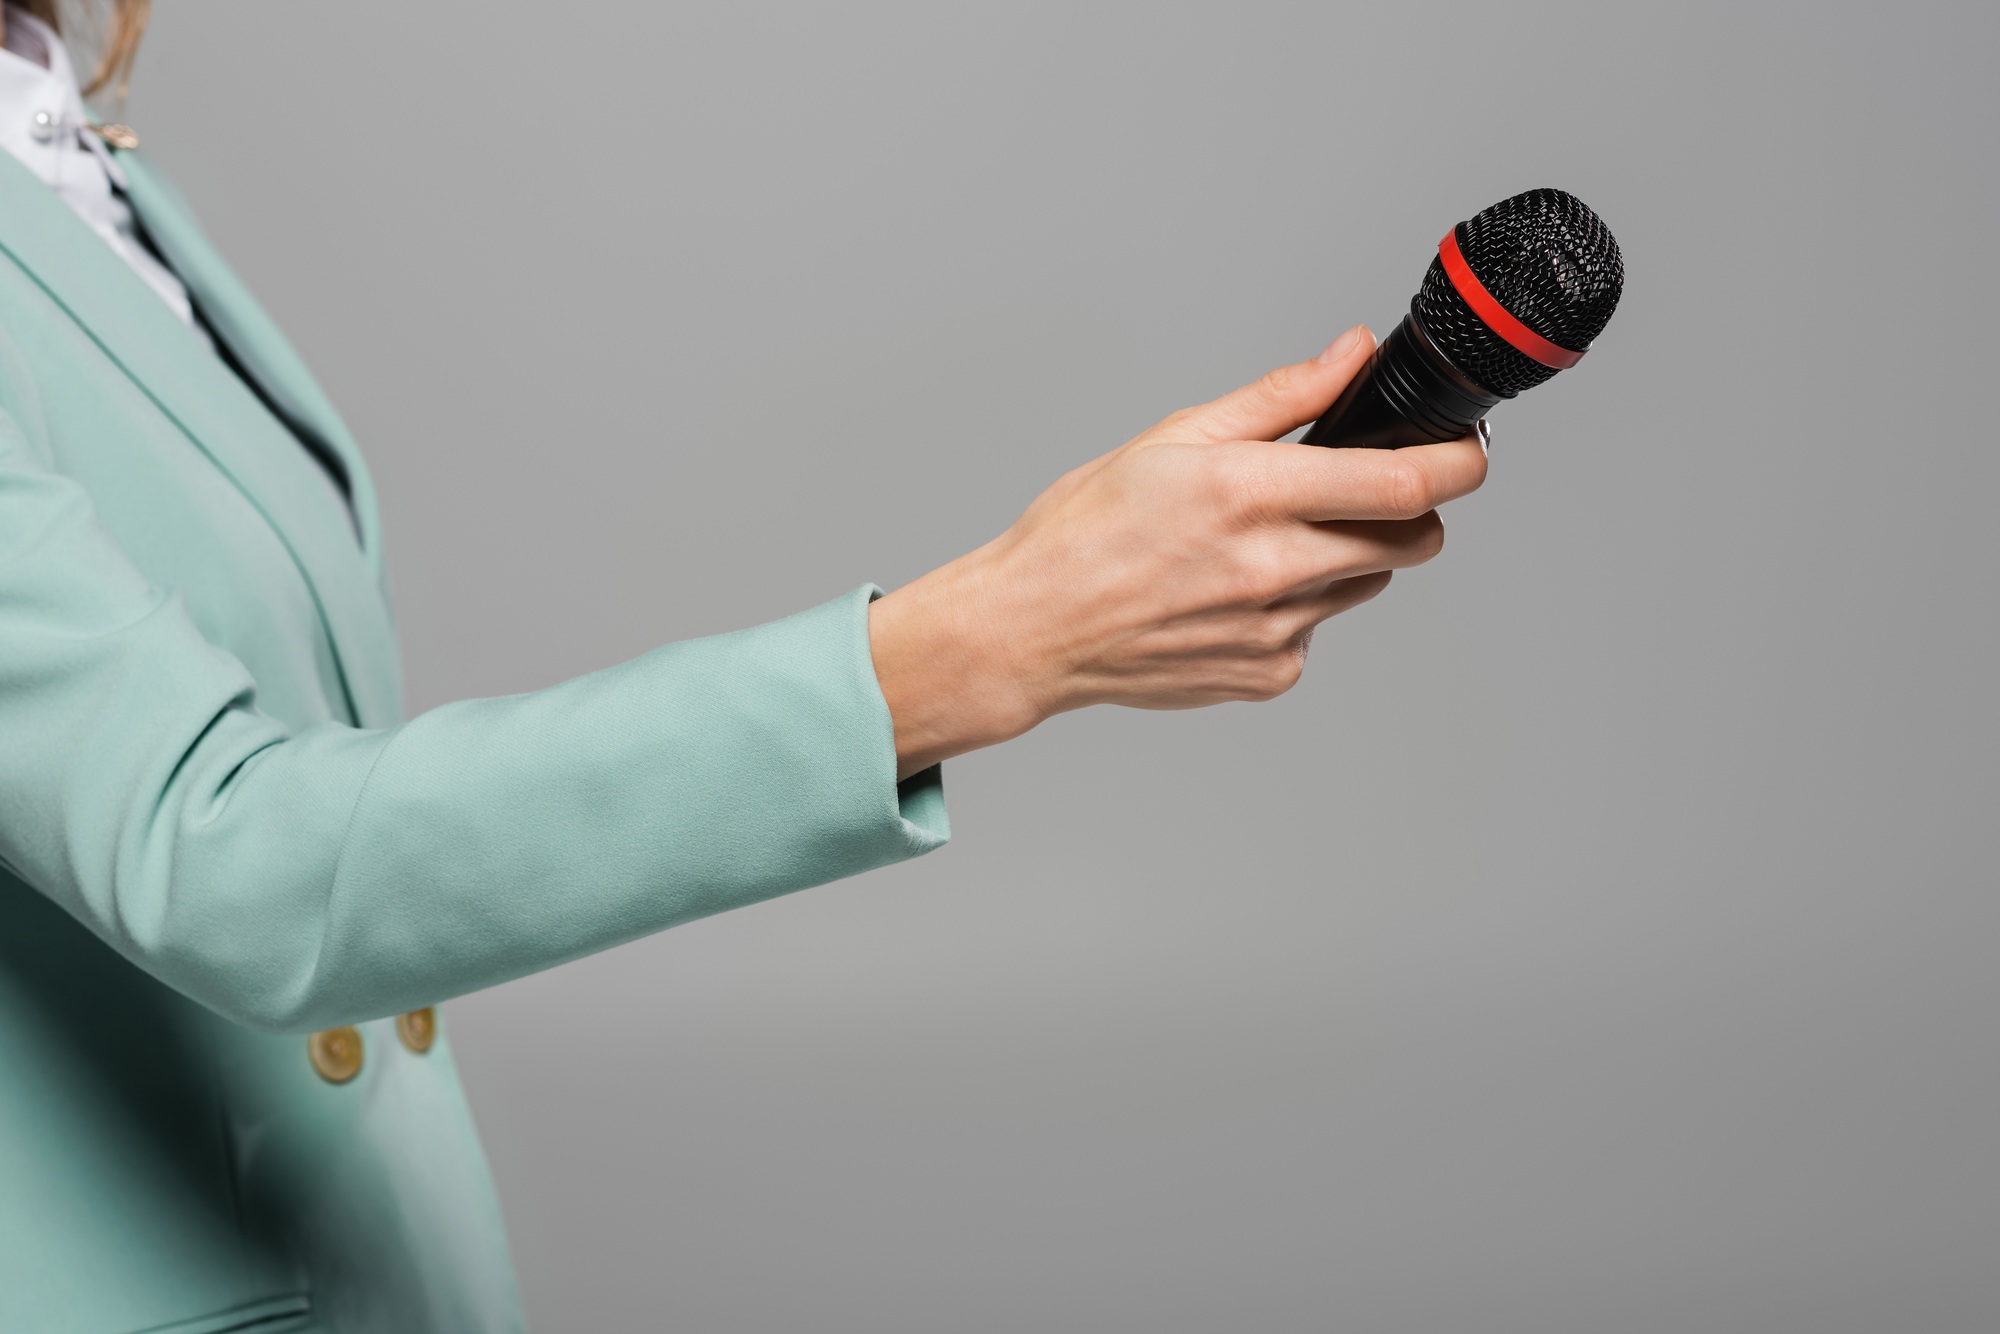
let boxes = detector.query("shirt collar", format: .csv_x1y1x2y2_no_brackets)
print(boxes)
0,6,124,191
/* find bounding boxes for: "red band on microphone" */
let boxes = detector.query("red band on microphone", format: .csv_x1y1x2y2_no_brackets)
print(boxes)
1438,228,1585,370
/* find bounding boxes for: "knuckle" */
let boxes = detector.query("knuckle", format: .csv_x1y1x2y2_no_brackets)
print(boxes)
1384,458,1433,519
1255,362,1301,405
1214,451,1281,526
1251,607,1297,654
1230,545,1297,604
1251,654,1305,701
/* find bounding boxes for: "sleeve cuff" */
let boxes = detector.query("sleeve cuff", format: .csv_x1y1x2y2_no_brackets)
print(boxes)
856,583,949,851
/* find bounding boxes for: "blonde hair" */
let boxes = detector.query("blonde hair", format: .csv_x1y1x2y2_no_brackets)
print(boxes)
17,0,152,101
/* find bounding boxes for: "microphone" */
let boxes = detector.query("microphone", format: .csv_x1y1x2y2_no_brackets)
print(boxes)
1302,188,1624,450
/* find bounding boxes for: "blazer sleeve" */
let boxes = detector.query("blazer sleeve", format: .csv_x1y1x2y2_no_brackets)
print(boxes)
0,408,948,1034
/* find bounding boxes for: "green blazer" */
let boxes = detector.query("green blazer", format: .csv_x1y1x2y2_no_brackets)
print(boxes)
0,143,947,1332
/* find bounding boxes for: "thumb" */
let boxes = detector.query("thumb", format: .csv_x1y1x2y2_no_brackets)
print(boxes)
1171,325,1375,443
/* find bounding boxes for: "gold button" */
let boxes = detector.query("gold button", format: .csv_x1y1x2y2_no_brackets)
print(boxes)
397,1006,437,1054
307,1026,364,1084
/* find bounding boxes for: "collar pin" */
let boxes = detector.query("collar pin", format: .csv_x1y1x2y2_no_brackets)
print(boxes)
90,121,139,150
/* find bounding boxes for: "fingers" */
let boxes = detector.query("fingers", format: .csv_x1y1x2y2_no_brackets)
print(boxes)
1212,573,1394,704
1316,513,1446,575
1249,512,1442,602
1266,572,1395,659
1248,435,1488,522
1166,326,1376,444
1299,569,1393,622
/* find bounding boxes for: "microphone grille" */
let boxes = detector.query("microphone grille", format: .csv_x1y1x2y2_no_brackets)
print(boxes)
1412,187,1625,398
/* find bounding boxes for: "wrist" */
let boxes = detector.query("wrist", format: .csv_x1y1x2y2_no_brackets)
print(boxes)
868,544,1052,779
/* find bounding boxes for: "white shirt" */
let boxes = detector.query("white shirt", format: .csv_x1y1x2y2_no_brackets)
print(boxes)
0,5,205,337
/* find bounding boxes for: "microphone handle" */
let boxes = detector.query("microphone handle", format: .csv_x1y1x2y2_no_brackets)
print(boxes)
1301,312,1501,450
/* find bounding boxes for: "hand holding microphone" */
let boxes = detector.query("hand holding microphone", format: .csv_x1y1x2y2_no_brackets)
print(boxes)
868,189,1622,777
870,332,1483,776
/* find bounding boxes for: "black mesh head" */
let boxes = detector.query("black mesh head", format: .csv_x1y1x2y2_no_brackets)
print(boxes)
1411,187,1624,398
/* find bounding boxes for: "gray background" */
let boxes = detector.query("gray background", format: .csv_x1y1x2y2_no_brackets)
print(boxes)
126,1,1996,1328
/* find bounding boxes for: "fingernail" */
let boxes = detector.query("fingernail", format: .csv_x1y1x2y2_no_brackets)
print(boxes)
1476,419,1492,456
1316,325,1367,364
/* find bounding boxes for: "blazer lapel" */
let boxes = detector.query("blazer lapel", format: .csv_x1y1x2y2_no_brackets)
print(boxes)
0,148,403,728
115,152,388,577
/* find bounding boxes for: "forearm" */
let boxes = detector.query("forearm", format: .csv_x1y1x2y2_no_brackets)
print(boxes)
318,586,946,1028
0,431,947,1031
